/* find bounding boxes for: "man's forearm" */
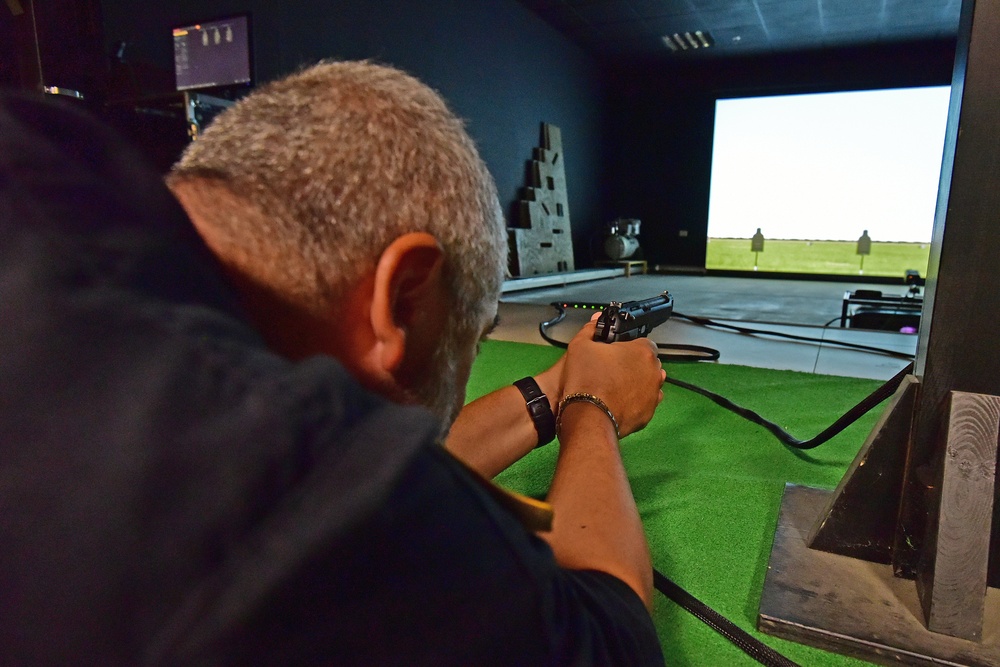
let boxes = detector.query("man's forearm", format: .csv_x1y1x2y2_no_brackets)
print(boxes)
444,385,537,477
538,401,654,610
445,366,561,478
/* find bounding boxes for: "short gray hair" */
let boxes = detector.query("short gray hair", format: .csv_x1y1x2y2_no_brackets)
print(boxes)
167,60,506,335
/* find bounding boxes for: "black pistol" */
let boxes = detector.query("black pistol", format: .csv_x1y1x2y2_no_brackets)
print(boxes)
593,291,674,343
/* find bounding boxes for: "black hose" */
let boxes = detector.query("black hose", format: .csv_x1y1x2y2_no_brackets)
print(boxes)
666,362,912,450
674,312,914,361
653,571,801,667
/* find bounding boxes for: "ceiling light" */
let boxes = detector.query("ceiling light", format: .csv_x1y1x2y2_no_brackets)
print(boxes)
662,31,714,53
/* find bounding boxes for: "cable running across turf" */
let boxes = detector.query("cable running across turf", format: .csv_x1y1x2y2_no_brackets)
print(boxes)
540,301,913,449
538,300,912,664
666,362,912,450
653,572,801,667
673,311,915,360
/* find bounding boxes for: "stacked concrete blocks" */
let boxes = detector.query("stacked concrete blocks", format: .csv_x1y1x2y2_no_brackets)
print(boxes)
508,124,575,276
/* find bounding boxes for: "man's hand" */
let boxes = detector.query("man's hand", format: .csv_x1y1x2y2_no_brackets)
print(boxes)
445,314,665,477
560,313,666,438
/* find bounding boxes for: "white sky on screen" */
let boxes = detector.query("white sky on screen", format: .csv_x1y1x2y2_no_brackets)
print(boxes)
707,86,951,243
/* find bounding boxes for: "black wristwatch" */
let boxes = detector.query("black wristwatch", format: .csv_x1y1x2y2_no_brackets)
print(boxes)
513,376,556,448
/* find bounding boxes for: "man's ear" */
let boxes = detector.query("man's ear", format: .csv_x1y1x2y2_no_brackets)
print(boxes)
369,232,448,376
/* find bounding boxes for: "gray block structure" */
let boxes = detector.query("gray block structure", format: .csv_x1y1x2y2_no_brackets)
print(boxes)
508,124,575,277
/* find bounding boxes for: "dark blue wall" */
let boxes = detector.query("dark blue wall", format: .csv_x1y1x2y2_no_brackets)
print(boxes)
100,0,609,267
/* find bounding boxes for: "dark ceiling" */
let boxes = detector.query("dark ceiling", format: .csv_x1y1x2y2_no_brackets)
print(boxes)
517,0,961,60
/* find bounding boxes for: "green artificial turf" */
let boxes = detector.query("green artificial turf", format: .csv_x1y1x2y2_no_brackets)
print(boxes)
467,339,885,667
706,237,929,278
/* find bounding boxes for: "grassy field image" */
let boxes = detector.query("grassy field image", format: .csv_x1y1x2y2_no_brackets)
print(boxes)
706,238,930,278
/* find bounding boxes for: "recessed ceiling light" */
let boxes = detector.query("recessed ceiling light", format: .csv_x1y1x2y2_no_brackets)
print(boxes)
661,35,679,52
662,31,714,52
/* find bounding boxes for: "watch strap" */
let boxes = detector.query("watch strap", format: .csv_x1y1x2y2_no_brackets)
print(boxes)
513,376,556,448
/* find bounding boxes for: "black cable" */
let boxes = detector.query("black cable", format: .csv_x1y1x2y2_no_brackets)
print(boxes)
653,571,801,667
667,361,912,450
674,312,915,360
542,301,914,360
653,343,720,362
538,301,914,449
649,364,911,664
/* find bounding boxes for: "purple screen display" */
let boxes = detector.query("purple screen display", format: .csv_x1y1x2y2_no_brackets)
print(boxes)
174,15,250,91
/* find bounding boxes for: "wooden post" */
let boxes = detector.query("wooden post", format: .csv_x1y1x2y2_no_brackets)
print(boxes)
808,376,918,563
893,0,1000,588
917,391,1000,640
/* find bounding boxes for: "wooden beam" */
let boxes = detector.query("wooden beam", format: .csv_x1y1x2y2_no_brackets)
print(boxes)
917,391,1000,640
808,376,918,563
759,485,1000,665
895,0,1000,586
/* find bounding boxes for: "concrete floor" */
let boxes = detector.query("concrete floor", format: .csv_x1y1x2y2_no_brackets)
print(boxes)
494,274,917,381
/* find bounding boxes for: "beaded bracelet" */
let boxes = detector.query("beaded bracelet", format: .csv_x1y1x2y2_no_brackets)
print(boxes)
556,392,620,439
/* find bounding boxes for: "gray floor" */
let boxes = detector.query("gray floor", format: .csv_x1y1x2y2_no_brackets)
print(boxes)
494,274,917,381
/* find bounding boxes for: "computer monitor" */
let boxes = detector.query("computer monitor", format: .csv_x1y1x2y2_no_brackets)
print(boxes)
172,14,252,92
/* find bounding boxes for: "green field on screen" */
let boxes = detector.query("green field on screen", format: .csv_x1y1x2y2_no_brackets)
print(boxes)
706,238,930,277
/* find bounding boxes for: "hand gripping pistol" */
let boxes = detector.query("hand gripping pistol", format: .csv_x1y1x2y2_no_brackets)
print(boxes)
593,291,674,343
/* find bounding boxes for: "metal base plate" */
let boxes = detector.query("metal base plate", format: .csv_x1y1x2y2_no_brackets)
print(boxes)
758,484,1000,666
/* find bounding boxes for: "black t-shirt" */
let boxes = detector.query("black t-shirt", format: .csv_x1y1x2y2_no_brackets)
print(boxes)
0,93,664,666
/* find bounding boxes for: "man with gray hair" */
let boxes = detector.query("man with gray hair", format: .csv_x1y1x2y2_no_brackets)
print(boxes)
0,60,666,665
